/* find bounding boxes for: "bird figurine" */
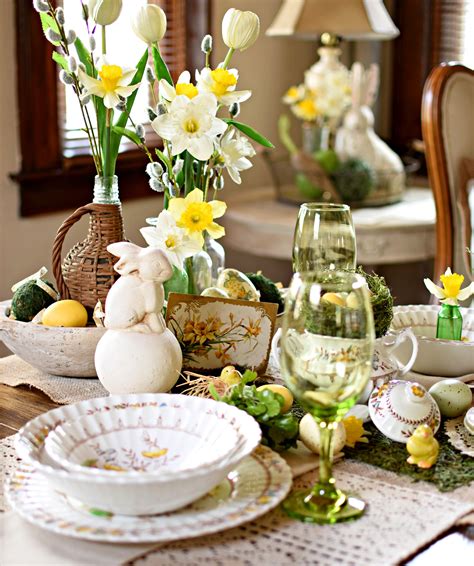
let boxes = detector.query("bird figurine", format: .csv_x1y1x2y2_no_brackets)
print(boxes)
406,424,439,469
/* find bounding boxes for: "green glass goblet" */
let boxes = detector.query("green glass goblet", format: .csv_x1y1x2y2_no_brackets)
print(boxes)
280,270,374,524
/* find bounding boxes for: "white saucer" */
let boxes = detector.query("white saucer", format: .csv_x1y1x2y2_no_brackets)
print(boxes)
405,370,474,389
6,445,292,544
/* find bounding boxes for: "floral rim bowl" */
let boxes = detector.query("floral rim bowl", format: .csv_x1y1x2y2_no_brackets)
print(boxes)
45,406,240,478
15,393,262,515
391,305,474,377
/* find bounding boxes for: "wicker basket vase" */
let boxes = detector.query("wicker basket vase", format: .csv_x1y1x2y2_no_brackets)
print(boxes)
51,176,125,310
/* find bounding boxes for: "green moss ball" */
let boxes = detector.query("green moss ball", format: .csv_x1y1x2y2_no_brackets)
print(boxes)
10,280,57,322
246,272,285,313
333,158,375,201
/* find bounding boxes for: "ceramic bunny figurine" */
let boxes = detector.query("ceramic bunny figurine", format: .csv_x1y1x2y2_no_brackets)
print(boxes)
95,242,182,394
335,63,405,195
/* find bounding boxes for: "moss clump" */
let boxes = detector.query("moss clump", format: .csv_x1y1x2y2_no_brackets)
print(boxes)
357,267,393,338
246,272,285,313
10,280,57,322
333,158,375,201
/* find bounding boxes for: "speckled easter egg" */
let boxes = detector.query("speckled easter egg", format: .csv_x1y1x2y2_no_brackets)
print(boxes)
429,379,473,418
299,414,346,454
216,269,260,302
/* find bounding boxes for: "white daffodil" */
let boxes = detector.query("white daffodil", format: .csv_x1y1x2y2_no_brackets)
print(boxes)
140,210,202,268
78,57,139,109
196,67,251,105
219,128,255,184
159,71,199,102
282,84,305,105
151,93,227,161
424,267,474,305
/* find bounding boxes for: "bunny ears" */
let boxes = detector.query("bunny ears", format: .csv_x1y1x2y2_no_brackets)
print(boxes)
351,63,379,109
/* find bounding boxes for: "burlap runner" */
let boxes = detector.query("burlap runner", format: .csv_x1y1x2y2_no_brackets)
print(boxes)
0,355,108,404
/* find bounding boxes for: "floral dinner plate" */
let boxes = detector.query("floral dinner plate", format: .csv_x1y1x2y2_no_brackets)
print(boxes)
6,445,292,544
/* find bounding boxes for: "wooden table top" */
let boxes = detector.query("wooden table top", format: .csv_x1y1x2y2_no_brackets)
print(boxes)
1,382,473,565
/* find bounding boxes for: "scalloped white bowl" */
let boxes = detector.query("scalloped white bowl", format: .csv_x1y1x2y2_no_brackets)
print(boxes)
15,393,261,516
391,305,474,377
45,406,239,477
0,300,104,377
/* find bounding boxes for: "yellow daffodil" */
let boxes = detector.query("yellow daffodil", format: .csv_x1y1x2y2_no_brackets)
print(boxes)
343,416,370,448
168,189,226,245
196,67,251,105
291,98,319,122
159,71,199,102
424,267,474,305
79,57,139,109
282,84,305,105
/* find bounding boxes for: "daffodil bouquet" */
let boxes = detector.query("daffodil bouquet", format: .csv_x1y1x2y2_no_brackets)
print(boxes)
33,0,169,199
137,8,273,275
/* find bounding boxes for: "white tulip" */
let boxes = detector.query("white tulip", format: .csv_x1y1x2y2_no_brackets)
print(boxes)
132,4,167,45
88,0,122,26
222,8,260,52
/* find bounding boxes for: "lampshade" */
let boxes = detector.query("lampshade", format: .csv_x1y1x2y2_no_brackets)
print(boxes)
266,0,399,41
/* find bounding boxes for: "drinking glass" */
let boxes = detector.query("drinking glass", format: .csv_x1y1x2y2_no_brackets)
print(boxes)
280,270,374,524
293,203,356,272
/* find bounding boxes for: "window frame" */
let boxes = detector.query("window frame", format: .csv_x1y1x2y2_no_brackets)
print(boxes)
12,0,210,217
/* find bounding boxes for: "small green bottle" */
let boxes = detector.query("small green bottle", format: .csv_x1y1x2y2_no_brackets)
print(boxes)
436,304,463,340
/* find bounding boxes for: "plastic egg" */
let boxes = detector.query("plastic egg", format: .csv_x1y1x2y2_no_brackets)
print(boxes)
321,292,346,307
201,287,230,299
42,300,88,328
216,269,260,302
257,384,293,413
299,414,346,454
429,379,473,418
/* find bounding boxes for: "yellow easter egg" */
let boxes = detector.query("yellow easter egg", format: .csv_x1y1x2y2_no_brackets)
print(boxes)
42,300,88,327
257,384,294,413
321,292,346,307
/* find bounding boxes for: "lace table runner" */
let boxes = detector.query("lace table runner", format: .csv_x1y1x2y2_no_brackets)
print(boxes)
0,355,108,404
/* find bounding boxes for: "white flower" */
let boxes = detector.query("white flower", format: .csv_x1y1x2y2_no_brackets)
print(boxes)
219,128,255,184
424,267,474,306
78,57,139,109
151,93,227,161
88,0,122,26
196,67,251,105
304,67,351,120
131,4,167,45
282,84,305,105
222,8,260,52
159,71,198,102
140,211,202,268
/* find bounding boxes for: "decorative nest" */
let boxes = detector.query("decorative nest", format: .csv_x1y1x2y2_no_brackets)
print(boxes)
177,371,229,398
357,267,394,338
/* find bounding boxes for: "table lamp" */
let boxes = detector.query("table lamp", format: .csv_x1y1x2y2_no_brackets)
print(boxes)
266,0,399,76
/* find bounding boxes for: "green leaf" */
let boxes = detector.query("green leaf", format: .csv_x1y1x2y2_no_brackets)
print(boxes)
184,151,194,196
224,119,274,148
152,44,173,86
155,148,172,173
112,126,142,147
74,37,94,76
39,12,60,45
52,51,68,71
109,48,149,168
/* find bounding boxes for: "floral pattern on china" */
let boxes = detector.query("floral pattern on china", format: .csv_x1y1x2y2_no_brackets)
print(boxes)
369,380,441,443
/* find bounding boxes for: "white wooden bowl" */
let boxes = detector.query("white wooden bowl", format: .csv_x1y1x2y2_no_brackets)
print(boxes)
0,300,105,377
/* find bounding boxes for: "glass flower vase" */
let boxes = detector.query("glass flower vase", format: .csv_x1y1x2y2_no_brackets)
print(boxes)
436,304,463,340
186,252,213,295
204,233,225,285
302,122,330,154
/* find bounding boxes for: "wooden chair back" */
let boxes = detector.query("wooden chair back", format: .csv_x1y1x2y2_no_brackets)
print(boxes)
421,63,474,282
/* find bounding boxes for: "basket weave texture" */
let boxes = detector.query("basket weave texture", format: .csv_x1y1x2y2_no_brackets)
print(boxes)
52,203,125,309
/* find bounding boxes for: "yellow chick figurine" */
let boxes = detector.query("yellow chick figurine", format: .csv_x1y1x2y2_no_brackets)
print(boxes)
406,424,439,469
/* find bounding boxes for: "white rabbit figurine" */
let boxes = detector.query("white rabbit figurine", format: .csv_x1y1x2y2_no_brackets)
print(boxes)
335,62,405,196
95,242,183,394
